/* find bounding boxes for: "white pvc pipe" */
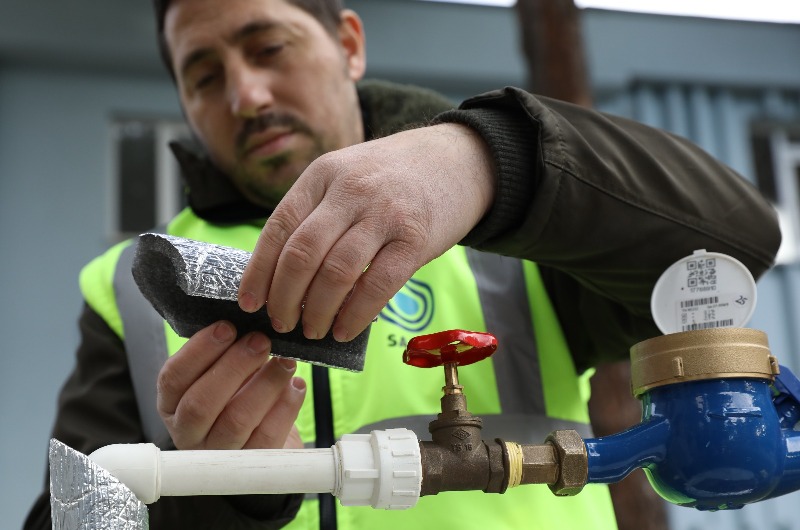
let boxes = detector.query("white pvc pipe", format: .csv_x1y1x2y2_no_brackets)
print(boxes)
89,445,335,504
89,428,422,510
160,448,336,498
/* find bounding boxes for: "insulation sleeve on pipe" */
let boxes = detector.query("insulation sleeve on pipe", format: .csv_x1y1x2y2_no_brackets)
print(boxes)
132,233,370,371
50,439,148,530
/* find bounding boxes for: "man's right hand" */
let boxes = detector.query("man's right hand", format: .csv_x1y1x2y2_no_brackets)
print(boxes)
238,123,496,343
156,321,306,450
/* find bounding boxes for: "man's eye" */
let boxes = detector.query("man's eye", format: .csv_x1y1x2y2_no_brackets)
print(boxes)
194,73,219,91
257,44,284,58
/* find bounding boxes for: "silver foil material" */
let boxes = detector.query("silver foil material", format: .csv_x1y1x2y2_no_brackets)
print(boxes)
132,232,370,371
49,439,148,530
162,233,250,301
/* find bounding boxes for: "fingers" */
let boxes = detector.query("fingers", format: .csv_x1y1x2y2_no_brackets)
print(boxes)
243,377,306,449
281,218,383,340
258,212,421,342
330,238,422,341
157,322,305,450
241,157,387,339
238,161,328,314
157,321,240,419
208,358,306,449
261,209,354,336
239,211,299,315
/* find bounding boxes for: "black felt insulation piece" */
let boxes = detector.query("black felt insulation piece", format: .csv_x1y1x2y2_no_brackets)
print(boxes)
131,233,369,371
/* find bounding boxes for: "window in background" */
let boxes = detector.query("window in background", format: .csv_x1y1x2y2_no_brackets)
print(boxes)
111,116,194,241
751,121,800,264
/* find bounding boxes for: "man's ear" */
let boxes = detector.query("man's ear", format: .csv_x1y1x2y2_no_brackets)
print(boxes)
338,9,366,81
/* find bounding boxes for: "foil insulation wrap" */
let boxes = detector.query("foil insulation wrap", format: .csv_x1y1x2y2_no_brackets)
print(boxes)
49,439,147,530
132,233,369,371
147,233,251,301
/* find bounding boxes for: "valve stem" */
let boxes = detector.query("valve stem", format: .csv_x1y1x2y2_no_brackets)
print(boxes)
443,362,464,394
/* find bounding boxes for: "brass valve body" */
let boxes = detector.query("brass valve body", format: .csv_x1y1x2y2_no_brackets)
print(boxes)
420,425,587,497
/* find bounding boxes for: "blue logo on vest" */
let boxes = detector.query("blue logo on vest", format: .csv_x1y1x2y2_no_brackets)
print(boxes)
379,278,434,332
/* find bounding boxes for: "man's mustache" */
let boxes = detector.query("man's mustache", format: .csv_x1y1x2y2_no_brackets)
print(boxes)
236,112,314,153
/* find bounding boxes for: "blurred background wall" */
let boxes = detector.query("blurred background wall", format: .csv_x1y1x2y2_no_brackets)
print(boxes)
1,1,799,528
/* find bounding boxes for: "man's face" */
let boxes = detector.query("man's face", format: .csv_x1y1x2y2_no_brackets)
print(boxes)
165,0,366,207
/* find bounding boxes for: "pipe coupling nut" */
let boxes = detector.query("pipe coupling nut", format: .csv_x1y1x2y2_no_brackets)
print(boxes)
334,428,422,509
545,430,588,496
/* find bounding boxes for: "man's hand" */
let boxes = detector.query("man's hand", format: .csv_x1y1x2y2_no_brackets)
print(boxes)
238,123,496,341
157,321,306,450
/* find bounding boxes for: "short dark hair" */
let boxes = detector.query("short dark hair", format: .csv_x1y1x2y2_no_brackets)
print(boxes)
154,0,345,78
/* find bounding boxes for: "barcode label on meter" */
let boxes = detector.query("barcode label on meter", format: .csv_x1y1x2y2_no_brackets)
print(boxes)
677,293,747,331
682,319,735,331
680,296,719,308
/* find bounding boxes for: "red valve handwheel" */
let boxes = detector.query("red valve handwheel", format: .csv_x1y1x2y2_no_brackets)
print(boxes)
403,329,498,368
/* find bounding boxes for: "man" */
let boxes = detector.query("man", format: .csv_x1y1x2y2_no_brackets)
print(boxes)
26,0,780,529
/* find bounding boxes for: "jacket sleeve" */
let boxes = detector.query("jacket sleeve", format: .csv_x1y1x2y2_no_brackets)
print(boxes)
23,304,301,530
434,87,781,370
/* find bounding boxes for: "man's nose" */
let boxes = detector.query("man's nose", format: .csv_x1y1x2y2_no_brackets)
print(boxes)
227,65,274,118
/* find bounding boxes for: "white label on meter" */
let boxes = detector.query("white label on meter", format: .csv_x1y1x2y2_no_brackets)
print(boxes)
651,249,757,335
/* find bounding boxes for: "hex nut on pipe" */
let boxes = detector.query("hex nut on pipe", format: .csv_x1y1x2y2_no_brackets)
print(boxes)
519,444,559,486
545,430,588,496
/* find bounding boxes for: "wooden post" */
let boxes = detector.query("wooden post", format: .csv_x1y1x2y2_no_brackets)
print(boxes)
514,0,592,107
514,1,668,529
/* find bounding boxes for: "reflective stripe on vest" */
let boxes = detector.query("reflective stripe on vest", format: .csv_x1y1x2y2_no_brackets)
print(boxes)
114,240,172,447
354,413,592,441
466,248,545,417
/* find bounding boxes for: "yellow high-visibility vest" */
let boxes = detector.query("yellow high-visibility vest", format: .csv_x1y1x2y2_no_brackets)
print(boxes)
81,207,616,530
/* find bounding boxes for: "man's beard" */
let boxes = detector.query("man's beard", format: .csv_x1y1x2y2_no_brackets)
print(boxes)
232,112,329,208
